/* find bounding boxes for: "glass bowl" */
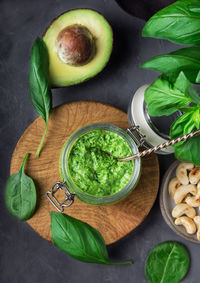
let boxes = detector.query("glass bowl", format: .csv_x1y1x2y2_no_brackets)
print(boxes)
59,123,141,205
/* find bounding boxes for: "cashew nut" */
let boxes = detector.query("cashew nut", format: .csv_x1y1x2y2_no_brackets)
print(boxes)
176,163,194,185
194,216,200,241
175,216,196,234
174,184,197,204
189,167,200,184
172,203,196,218
185,194,200,207
168,178,181,199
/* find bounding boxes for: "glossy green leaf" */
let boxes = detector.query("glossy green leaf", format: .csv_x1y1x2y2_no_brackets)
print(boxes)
189,3,200,13
187,85,200,105
170,107,200,165
175,135,200,166
5,154,37,220
51,212,132,265
29,37,52,122
170,107,200,139
145,242,190,283
170,112,194,141
144,72,192,116
196,70,200,83
141,46,200,84
142,0,200,45
192,109,200,128
28,37,52,157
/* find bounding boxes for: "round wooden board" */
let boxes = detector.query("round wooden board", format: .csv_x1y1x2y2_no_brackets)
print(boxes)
10,101,159,245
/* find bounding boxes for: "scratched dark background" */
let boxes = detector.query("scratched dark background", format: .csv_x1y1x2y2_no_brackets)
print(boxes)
0,0,199,282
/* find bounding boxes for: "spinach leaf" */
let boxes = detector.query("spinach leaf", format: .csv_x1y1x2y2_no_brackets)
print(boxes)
51,212,132,265
5,153,37,220
145,241,190,283
141,46,200,84
28,37,52,157
142,0,200,45
144,72,192,116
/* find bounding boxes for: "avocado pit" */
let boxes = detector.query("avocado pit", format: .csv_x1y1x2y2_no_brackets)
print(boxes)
56,24,95,66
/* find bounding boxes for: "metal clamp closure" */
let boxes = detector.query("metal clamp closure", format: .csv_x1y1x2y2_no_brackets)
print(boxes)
126,125,146,148
46,181,75,213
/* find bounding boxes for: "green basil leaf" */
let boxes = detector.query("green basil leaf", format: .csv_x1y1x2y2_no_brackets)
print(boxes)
144,72,192,116
180,106,197,113
145,241,190,283
170,107,200,165
170,107,200,140
28,37,52,157
141,46,200,84
187,85,200,105
189,3,200,13
192,109,200,128
142,0,200,45
51,212,132,265
5,154,37,220
174,71,190,93
174,135,200,166
170,112,193,140
183,117,196,135
29,37,52,122
196,70,200,83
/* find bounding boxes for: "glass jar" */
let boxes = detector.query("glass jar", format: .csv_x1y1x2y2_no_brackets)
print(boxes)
47,85,180,212
59,123,141,206
128,85,181,154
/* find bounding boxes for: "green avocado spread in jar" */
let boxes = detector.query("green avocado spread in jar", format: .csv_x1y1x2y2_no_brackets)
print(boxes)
67,129,134,197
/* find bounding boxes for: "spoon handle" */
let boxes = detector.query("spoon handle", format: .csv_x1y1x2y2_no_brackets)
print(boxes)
118,129,200,162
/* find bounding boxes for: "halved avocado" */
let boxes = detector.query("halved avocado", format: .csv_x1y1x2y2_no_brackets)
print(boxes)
43,9,113,87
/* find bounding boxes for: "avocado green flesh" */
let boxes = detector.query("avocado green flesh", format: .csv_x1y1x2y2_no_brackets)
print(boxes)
43,9,113,87
67,129,134,197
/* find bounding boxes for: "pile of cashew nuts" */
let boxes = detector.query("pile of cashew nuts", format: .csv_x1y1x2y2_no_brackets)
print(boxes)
168,162,200,241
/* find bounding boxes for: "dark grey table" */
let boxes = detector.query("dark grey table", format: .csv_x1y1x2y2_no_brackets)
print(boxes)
1,0,199,282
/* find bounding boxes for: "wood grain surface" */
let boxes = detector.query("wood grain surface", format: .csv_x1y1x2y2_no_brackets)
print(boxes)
10,101,159,245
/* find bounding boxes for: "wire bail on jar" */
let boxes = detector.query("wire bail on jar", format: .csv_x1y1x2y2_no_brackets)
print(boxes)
126,125,146,148
46,181,75,213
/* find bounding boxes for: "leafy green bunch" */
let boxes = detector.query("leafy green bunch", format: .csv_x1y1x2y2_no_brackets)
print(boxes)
142,0,200,165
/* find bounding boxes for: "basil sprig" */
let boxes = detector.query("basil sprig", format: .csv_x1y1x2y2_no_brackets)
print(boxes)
142,0,200,45
5,153,37,220
145,242,190,283
51,212,132,265
144,72,192,116
28,37,52,157
142,0,200,166
141,46,200,84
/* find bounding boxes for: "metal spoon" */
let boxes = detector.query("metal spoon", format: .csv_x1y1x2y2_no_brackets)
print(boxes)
117,129,200,162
